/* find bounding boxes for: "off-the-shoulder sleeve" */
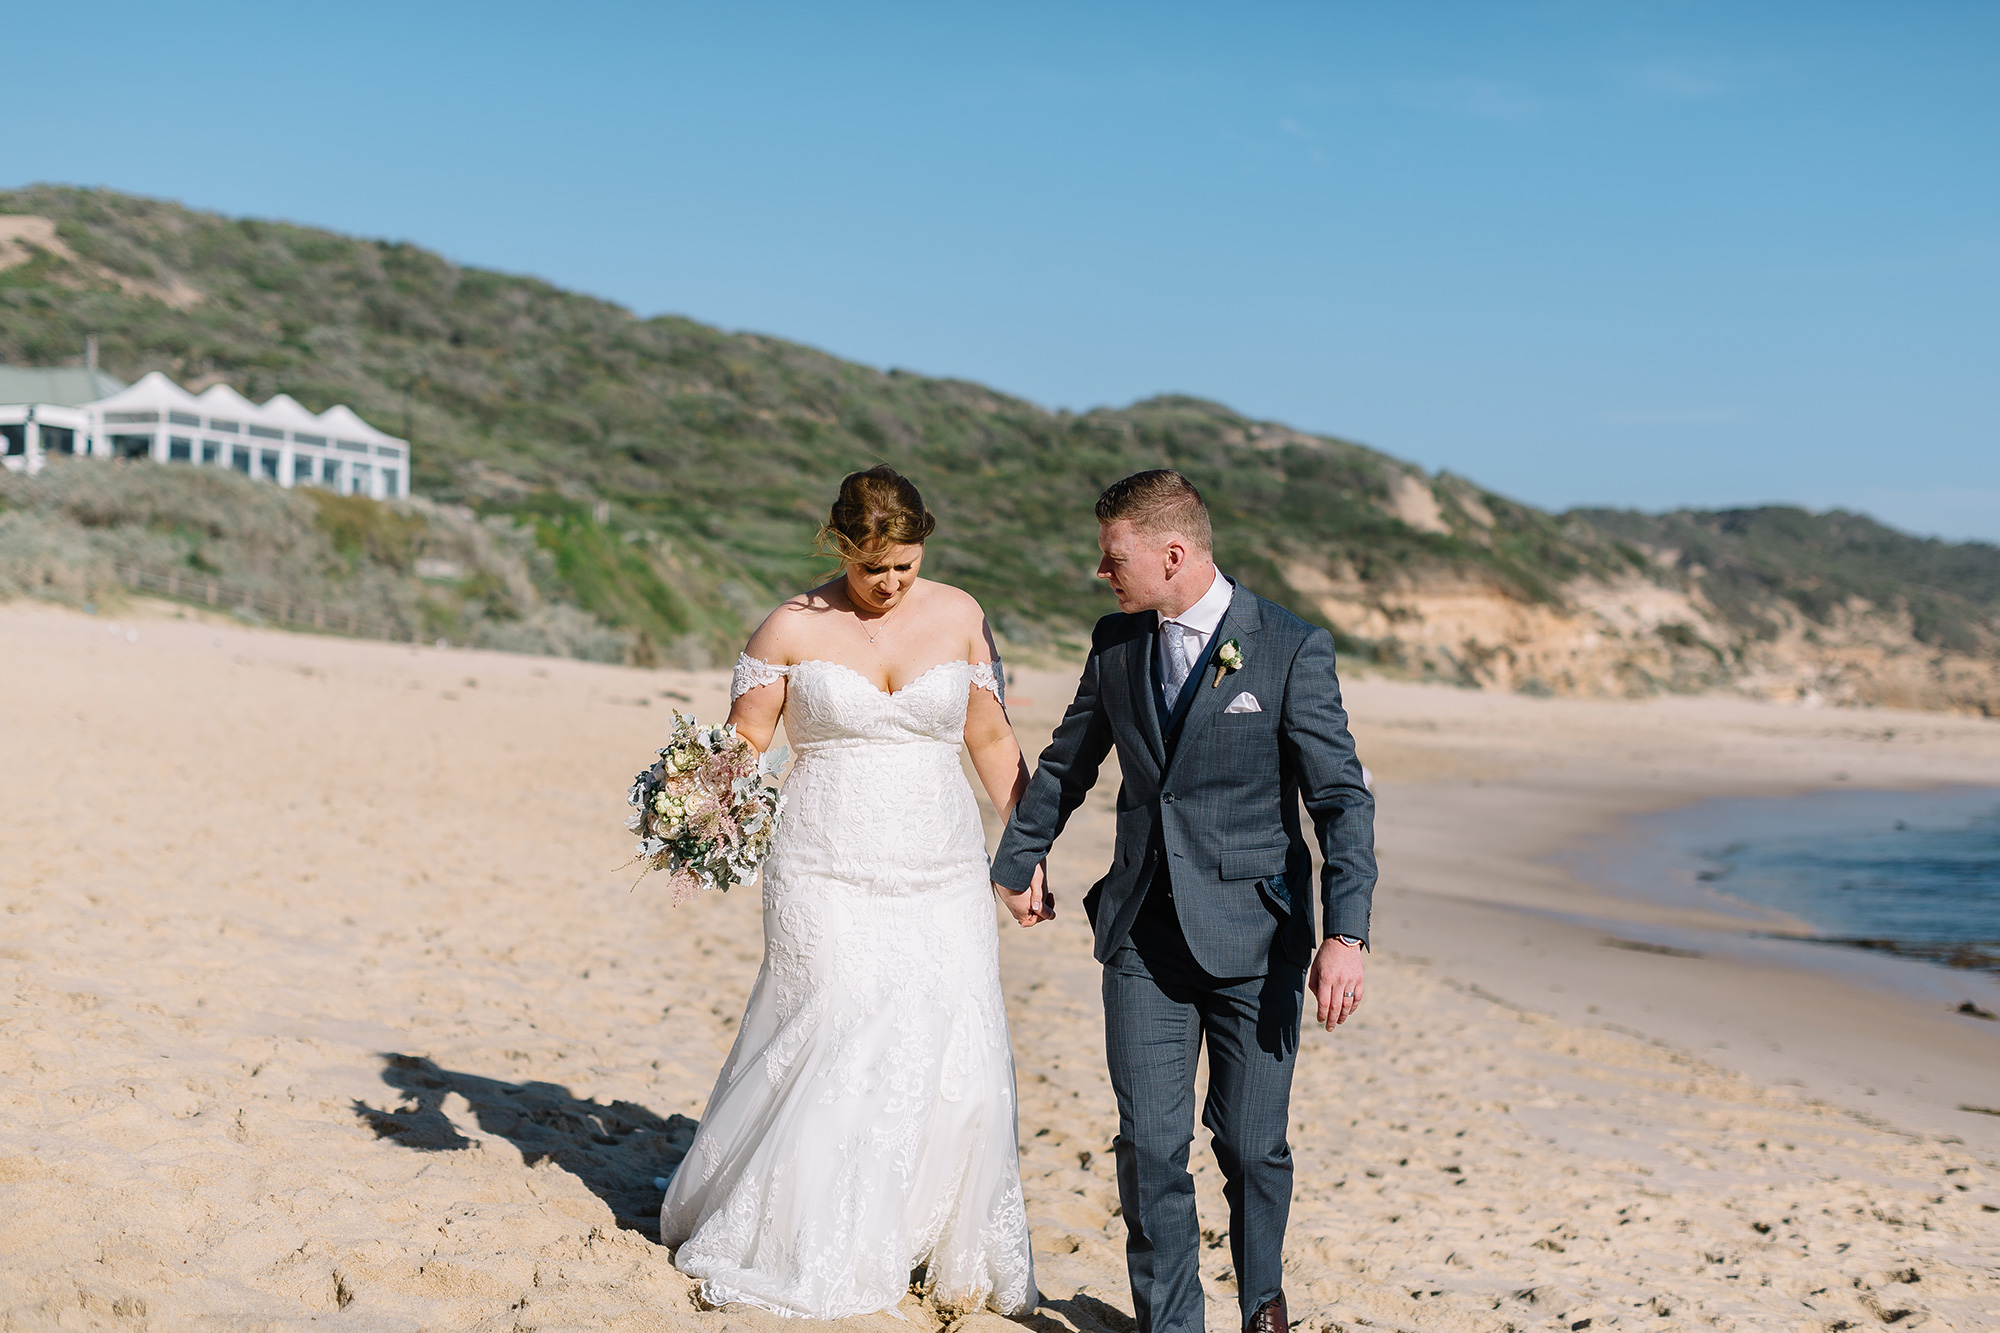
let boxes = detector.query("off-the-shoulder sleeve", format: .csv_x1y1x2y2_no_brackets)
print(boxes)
732,653,790,702
969,658,1005,707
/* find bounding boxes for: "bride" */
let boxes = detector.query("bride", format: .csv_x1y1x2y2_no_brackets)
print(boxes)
661,465,1050,1319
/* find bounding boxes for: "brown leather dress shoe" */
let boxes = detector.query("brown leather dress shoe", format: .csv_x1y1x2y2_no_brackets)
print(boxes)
1245,1292,1288,1333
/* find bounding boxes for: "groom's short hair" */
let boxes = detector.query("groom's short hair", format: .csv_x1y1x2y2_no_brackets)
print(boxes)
1096,470,1213,552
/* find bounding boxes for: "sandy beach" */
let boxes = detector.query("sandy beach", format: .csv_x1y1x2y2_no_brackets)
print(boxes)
3,596,1998,1332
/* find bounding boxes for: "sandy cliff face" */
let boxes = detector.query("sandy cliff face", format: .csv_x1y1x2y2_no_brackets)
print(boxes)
1286,561,2000,715
1262,473,2000,716
1724,600,2000,715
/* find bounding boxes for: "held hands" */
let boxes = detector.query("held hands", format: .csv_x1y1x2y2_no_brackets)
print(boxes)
992,862,1055,928
1306,936,1365,1031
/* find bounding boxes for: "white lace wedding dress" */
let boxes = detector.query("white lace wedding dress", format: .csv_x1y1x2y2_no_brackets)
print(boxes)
660,655,1037,1319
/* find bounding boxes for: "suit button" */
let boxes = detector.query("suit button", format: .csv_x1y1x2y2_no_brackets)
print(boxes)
1162,792,1175,804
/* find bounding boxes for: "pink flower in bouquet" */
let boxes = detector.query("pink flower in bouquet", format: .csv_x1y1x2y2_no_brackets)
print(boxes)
625,713,787,904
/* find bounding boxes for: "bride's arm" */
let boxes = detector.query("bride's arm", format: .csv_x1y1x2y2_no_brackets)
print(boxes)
961,602,1050,926
728,677,786,754
965,692,1027,819
726,606,797,753
963,615,1028,820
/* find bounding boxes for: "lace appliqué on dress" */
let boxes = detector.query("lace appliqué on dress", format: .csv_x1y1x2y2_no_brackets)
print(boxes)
739,654,1001,706
969,659,1004,707
732,653,790,702
661,656,1036,1320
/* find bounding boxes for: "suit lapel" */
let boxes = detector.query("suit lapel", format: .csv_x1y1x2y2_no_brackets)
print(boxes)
1125,620,1167,774
1162,585,1263,779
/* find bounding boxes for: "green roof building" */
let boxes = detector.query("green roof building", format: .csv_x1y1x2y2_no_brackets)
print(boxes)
0,365,128,407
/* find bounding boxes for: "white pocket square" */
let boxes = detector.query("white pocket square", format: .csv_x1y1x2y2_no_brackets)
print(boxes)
1223,691,1262,713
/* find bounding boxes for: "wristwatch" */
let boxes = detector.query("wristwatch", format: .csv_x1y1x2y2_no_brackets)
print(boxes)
1331,934,1364,947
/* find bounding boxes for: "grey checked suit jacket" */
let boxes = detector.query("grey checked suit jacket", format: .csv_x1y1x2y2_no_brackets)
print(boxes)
993,583,1377,978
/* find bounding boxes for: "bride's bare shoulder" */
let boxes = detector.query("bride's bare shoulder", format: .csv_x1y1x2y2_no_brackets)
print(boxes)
744,582,841,662
914,580,997,659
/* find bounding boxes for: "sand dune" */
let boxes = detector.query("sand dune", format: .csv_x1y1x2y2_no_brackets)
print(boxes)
2,599,1996,1331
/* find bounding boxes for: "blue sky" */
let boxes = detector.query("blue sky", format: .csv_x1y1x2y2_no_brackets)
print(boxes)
5,2,1996,539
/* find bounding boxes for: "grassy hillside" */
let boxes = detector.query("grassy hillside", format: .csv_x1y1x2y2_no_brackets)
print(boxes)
0,184,1621,663
0,459,628,660
1,183,1995,705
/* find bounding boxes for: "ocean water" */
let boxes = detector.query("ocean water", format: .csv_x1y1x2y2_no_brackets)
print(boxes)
1563,786,2000,974
1702,798,2000,949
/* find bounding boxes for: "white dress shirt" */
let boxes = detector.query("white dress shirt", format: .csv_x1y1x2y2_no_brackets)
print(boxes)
1158,569,1233,710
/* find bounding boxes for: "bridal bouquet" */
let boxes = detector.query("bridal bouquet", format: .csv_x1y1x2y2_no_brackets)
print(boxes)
625,713,786,903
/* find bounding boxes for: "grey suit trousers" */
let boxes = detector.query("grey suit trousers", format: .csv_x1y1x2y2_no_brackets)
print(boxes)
1105,878,1304,1333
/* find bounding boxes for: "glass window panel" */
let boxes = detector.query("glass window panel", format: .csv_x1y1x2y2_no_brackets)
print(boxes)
293,432,326,446
169,411,201,426
104,411,158,424
231,446,252,474
2,424,26,456
209,419,240,433
111,433,154,460
259,450,280,479
381,468,400,497
168,436,193,462
292,454,315,483
248,424,284,440
40,425,75,455
350,463,373,496
201,439,220,464
321,456,341,483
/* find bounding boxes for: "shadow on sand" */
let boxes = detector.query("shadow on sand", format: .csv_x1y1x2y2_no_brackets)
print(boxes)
358,1056,1141,1331
1033,1293,1140,1333
354,1053,698,1242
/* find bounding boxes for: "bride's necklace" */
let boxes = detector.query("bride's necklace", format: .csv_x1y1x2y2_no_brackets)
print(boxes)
861,601,898,644
855,588,903,644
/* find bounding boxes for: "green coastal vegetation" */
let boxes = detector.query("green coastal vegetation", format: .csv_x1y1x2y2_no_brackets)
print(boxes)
2,185,1996,692
1577,507,2000,660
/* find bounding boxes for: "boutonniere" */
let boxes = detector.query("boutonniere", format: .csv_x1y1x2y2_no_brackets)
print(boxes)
1212,638,1244,688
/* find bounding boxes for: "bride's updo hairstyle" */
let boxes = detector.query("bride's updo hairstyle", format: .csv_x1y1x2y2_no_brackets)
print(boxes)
817,465,937,562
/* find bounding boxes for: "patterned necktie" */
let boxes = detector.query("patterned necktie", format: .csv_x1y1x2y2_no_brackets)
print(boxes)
1161,620,1191,710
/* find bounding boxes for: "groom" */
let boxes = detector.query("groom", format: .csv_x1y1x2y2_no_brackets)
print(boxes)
993,470,1376,1333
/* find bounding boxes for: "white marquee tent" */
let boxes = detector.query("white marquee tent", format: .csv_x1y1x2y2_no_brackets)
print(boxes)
1,369,409,500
